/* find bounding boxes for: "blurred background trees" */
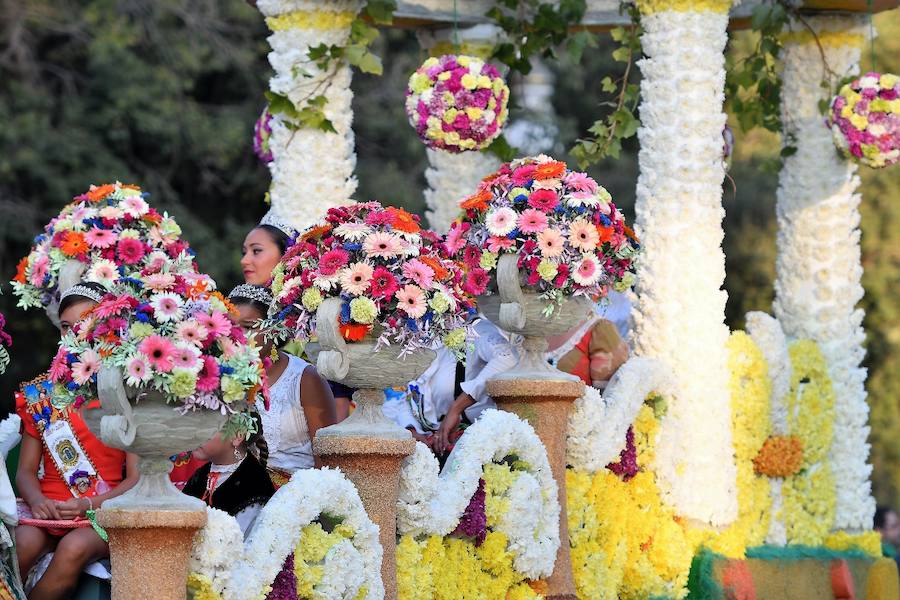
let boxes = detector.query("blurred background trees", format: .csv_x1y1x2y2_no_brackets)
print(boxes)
1,1,897,503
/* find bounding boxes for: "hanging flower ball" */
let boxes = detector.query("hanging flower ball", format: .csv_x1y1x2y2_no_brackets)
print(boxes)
405,55,510,153
254,106,274,164
828,72,899,169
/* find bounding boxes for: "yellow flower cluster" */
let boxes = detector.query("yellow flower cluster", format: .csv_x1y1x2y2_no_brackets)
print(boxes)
689,332,773,558
429,41,495,60
568,404,694,600
186,573,221,600
824,531,883,558
781,340,836,545
265,10,356,32
780,30,865,49
294,521,360,598
635,0,732,16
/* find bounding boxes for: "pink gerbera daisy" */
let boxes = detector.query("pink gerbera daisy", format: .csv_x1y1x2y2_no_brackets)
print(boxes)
537,228,565,258
363,231,403,259
568,219,600,252
572,254,602,286
486,207,517,237
196,311,232,337
84,226,117,248
462,268,490,296
527,189,559,212
401,259,435,289
340,262,374,296
94,295,132,319
125,355,152,386
445,222,470,254
71,350,101,385
370,266,399,299
49,347,70,382
150,292,184,323
196,356,221,393
486,236,515,253
139,335,175,373
116,238,146,265
144,273,176,292
122,196,149,218
319,248,350,276
518,209,549,234
175,320,209,347
395,284,427,318
172,344,200,370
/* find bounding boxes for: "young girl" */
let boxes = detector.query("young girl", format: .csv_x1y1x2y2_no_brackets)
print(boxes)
182,414,274,538
546,311,629,390
228,284,337,487
15,282,139,599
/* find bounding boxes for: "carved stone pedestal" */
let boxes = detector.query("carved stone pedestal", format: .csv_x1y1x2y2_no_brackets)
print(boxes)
314,389,416,600
488,377,583,600
97,509,206,600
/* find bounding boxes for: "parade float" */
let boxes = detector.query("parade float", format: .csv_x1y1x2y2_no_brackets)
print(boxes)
5,0,900,599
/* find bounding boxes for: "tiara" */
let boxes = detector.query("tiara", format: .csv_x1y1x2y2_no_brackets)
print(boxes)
259,210,298,240
59,284,105,305
228,284,274,307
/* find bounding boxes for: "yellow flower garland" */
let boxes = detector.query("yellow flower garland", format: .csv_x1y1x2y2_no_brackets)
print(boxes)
781,340,837,545
780,30,866,50
265,10,356,32
824,531,883,558
635,0,732,16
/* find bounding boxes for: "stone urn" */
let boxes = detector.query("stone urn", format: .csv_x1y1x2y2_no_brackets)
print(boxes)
85,364,229,600
309,297,434,600
477,254,594,381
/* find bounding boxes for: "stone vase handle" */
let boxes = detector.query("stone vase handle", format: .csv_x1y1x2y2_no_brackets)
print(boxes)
315,297,350,382
97,365,137,449
46,260,87,329
496,254,527,332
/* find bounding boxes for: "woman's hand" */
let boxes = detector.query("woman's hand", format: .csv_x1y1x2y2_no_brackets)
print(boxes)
29,496,63,521
56,497,90,520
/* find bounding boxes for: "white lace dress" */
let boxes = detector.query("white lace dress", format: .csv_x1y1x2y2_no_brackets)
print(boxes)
256,355,314,472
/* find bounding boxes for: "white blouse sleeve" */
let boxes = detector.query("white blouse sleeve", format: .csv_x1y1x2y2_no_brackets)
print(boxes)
460,331,517,417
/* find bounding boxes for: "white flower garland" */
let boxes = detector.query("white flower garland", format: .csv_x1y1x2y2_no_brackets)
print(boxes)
396,409,560,578
773,15,875,532
631,8,737,526
189,468,383,600
566,357,671,473
423,149,501,235
257,0,362,233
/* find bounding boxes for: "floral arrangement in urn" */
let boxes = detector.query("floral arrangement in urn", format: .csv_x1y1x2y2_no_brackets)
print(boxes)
446,155,640,311
405,54,510,153
10,183,195,310
253,106,274,164
828,72,899,168
50,271,267,432
268,201,476,357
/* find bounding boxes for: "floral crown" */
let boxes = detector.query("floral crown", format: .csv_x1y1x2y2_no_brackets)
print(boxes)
260,210,298,240
228,284,274,308
59,284,105,306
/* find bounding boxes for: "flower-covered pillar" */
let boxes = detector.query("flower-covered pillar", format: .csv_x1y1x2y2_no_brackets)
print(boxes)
631,0,739,525
773,16,876,532
416,25,502,234
257,0,362,231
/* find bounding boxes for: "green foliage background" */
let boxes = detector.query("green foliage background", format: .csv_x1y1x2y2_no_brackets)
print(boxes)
0,2,897,504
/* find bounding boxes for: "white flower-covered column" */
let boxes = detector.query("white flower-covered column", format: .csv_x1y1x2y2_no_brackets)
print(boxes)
773,16,875,532
631,0,738,526
416,25,502,234
257,0,362,231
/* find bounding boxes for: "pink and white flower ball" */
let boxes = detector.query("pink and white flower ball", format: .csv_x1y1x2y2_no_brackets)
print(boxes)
828,72,899,169
405,54,509,153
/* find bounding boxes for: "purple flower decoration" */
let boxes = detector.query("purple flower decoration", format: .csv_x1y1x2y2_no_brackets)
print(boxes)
266,553,297,600
452,478,487,546
607,426,638,481
254,107,274,164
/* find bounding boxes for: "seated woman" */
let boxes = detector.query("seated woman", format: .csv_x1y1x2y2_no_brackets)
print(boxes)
386,318,518,459
546,310,629,389
183,413,274,538
228,284,337,487
15,283,139,600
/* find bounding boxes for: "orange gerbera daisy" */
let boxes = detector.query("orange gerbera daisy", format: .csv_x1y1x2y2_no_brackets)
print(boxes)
339,322,371,342
214,292,239,317
60,231,88,257
460,189,491,212
533,161,566,180
186,279,210,301
387,207,421,234
623,224,639,243
419,255,449,281
597,224,614,244
142,211,162,225
301,224,332,242
86,184,117,202
13,256,28,284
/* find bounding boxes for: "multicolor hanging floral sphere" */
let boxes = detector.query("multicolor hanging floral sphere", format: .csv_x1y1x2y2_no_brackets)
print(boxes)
405,55,509,153
11,183,197,311
254,106,274,164
446,155,640,309
828,72,899,169
268,202,476,357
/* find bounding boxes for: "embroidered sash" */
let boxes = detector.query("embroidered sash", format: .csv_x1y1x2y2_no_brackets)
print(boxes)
19,376,106,498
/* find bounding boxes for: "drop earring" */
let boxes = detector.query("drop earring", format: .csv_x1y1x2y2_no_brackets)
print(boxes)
234,447,244,461
270,346,279,361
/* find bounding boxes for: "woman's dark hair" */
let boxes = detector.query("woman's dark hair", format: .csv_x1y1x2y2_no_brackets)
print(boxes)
228,286,271,318
255,224,290,255
58,282,107,318
247,411,269,467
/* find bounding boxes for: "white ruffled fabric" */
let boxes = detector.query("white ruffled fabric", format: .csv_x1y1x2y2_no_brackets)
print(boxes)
423,149,501,234
773,15,875,532
257,0,362,233
631,9,737,526
396,409,560,579
189,468,383,600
